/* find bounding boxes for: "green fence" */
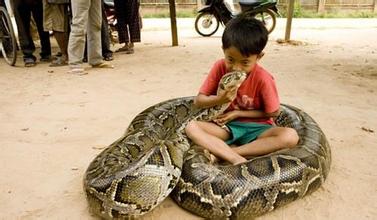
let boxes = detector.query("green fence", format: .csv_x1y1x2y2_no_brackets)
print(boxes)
140,0,377,13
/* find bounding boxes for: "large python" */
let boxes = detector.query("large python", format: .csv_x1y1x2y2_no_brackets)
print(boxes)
84,71,331,219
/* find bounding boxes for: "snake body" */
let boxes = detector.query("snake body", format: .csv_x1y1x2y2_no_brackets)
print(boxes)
171,104,331,219
83,71,331,219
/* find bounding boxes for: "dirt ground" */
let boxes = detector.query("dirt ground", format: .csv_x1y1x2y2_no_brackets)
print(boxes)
0,18,376,220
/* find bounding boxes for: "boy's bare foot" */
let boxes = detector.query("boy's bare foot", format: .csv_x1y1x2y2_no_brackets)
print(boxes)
203,149,219,164
210,154,219,164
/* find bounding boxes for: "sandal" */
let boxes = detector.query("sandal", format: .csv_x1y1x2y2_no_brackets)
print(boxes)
54,52,63,58
91,62,114,68
49,56,68,67
103,53,113,61
40,55,52,62
52,52,62,61
24,57,36,67
125,47,134,54
115,45,129,53
67,67,88,75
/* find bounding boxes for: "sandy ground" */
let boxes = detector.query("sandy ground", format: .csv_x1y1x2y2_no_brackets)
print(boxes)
0,18,377,220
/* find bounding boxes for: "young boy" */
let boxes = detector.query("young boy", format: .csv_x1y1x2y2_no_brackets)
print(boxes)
185,16,299,165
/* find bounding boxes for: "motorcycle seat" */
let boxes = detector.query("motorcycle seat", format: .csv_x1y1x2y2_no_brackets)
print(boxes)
239,0,266,7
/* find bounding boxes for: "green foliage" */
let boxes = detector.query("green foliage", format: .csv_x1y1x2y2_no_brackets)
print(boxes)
300,10,376,18
141,6,377,18
293,1,303,17
278,4,377,18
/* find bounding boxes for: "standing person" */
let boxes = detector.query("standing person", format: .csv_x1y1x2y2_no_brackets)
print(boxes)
185,16,299,165
83,1,113,62
114,0,141,54
68,0,113,75
13,0,51,67
42,0,70,66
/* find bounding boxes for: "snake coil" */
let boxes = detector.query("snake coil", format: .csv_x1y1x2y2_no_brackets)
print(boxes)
84,71,331,219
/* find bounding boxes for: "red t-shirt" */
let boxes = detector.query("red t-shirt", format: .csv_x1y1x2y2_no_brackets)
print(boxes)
199,59,280,125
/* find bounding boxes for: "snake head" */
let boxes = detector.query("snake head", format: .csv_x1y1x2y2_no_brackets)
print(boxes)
218,71,247,92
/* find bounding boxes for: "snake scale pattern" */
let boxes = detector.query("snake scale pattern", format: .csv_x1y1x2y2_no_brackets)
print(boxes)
84,71,331,219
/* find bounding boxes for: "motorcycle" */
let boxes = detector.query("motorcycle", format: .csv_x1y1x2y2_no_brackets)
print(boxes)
195,0,280,37
103,0,118,43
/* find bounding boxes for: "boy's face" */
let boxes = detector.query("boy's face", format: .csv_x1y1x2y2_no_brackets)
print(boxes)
223,46,262,74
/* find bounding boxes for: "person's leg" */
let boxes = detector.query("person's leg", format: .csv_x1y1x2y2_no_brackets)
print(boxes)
114,0,128,49
53,5,69,63
87,0,103,66
68,0,89,69
83,35,88,62
232,127,299,157
52,31,68,64
127,0,140,52
63,3,70,48
185,121,247,165
31,0,51,61
67,0,92,74
13,1,36,64
101,1,113,59
122,0,133,52
43,3,70,66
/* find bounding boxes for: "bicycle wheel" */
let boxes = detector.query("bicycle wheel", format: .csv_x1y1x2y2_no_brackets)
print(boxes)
0,6,17,66
195,11,220,37
254,9,276,34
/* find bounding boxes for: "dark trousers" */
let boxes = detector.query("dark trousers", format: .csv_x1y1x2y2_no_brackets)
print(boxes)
114,0,140,44
101,2,112,55
13,0,51,60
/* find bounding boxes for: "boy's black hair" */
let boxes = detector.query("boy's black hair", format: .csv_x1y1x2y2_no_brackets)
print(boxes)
222,16,268,56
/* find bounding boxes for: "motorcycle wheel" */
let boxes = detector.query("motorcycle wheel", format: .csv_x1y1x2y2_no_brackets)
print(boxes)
254,9,276,34
0,6,17,66
195,11,220,37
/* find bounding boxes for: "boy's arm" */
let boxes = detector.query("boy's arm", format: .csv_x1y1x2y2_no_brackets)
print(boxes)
214,108,280,126
194,86,238,108
196,60,230,108
235,109,280,118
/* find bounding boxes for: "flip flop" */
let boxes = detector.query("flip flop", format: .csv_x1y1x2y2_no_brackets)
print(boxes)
49,56,68,67
40,55,52,62
91,63,114,68
52,52,62,61
115,46,129,53
67,67,88,75
103,53,113,61
24,58,36,67
125,48,134,54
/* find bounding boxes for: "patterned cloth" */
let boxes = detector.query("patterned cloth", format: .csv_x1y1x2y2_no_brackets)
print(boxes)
42,0,69,32
114,0,140,44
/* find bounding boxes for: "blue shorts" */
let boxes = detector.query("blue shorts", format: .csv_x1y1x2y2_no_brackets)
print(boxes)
225,121,272,145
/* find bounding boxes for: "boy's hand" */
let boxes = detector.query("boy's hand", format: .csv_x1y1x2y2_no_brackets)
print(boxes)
217,86,238,104
214,110,239,126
